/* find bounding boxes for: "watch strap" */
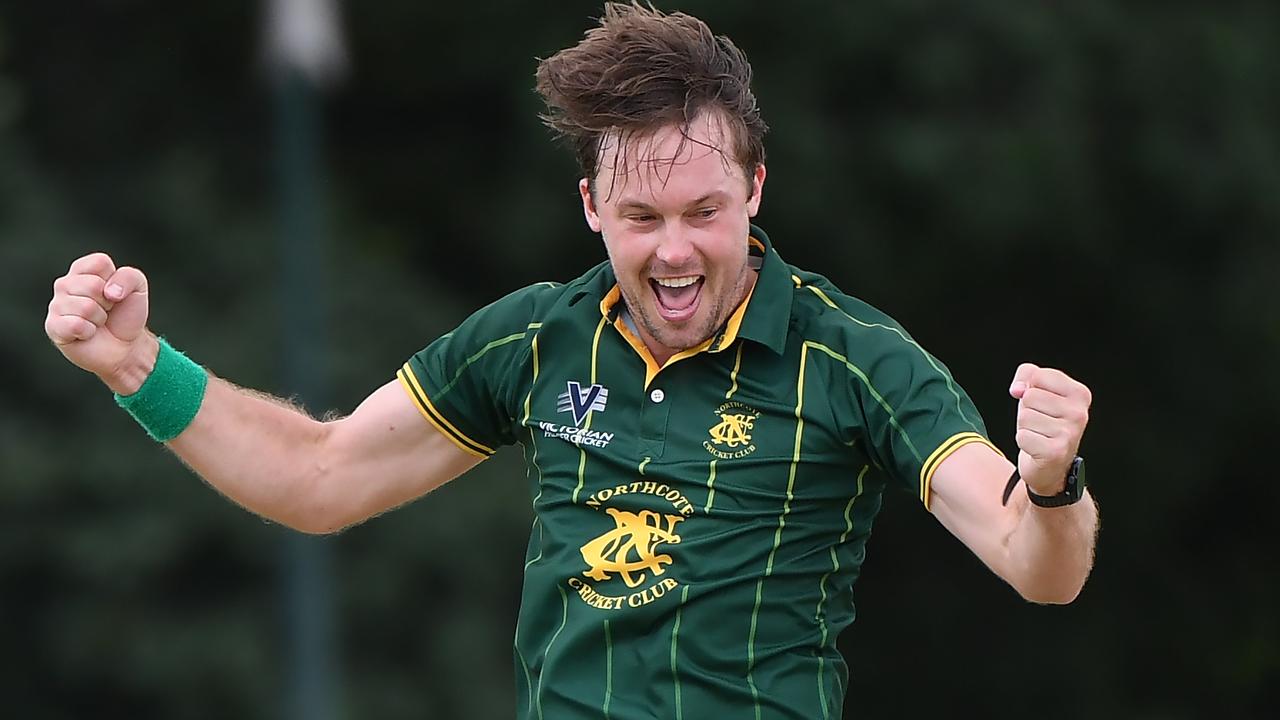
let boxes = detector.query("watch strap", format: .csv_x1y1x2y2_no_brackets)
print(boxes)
1001,456,1084,508
1001,469,1021,506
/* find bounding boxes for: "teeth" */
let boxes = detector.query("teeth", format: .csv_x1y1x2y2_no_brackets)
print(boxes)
654,276,700,288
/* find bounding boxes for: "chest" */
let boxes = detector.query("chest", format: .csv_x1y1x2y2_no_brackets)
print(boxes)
517,328,863,507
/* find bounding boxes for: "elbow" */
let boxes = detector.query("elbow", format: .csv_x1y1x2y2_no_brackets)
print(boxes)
289,518,347,536
292,476,363,536
278,481,347,535
1017,583,1083,606
284,496,345,535
284,494,352,536
1012,568,1092,605
280,423,351,535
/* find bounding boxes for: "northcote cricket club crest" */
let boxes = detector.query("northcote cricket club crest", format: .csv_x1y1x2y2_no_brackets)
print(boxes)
704,401,760,460
580,508,684,588
568,481,698,611
558,381,608,426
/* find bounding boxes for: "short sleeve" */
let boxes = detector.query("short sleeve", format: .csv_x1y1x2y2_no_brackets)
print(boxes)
817,292,1001,508
397,284,556,458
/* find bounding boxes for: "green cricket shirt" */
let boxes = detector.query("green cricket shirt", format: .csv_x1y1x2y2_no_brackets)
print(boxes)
397,226,998,719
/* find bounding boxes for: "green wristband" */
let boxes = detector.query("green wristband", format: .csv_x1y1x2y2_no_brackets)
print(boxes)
114,337,209,442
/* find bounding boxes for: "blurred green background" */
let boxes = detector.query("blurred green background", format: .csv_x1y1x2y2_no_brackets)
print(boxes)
2,1,1277,718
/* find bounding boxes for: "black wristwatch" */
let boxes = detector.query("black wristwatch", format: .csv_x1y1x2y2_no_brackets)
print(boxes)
1001,456,1086,508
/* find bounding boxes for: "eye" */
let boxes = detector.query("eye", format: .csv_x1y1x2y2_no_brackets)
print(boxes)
627,213,656,223
693,207,717,220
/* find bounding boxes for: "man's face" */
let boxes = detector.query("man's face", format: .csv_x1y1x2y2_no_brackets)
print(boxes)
580,112,766,362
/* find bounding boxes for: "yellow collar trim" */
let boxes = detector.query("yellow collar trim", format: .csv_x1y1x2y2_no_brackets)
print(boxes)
599,279,757,388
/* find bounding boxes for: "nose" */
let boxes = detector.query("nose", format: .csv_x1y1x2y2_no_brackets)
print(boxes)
654,226,695,268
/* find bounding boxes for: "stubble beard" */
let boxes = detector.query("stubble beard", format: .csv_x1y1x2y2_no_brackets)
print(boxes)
626,259,752,355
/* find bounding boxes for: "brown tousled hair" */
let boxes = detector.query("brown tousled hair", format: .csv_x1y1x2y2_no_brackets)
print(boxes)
534,2,767,197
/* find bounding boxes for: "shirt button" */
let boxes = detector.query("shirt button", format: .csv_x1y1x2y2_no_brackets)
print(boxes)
650,389,665,403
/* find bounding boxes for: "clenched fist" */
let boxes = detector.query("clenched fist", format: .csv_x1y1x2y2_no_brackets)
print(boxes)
1008,363,1092,497
45,252,157,395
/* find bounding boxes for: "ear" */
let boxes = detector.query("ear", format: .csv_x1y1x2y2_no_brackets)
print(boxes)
746,163,767,218
579,178,602,232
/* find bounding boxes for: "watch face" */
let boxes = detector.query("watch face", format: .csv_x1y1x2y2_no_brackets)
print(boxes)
1069,456,1086,499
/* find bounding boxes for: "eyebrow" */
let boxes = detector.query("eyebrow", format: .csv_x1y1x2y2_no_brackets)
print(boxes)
615,191,729,212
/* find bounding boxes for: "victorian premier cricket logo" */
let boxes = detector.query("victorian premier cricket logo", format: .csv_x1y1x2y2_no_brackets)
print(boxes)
704,401,760,460
557,381,608,426
541,381,615,448
568,481,697,610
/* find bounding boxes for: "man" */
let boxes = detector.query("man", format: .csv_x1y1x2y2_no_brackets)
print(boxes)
44,4,1097,718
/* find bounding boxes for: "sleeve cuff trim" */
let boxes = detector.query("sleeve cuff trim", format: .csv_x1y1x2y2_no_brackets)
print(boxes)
397,364,495,458
920,432,1001,510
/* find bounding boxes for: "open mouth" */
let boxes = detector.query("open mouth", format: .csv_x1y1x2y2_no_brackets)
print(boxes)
649,275,704,322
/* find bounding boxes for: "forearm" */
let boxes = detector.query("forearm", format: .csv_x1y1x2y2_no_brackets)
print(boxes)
105,338,334,532
930,445,1099,604
1004,490,1099,604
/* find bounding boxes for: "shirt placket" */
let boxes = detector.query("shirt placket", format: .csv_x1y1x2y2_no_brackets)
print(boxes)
637,380,672,460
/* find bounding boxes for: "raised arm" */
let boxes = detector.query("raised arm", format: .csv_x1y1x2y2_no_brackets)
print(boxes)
927,364,1099,604
45,253,481,534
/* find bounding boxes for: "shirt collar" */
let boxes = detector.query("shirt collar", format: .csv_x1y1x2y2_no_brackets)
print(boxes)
735,224,793,356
